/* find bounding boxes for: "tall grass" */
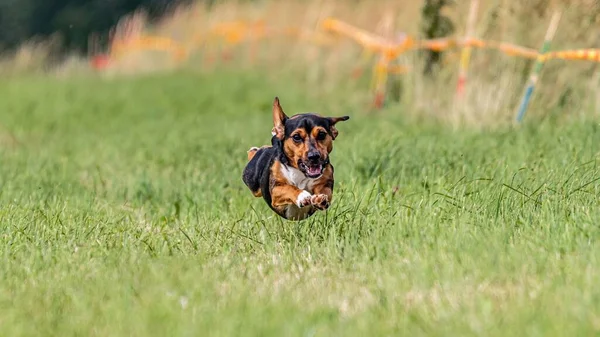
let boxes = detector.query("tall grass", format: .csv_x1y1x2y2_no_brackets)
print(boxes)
0,70,599,336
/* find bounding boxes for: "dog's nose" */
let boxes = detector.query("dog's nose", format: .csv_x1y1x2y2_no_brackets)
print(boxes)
307,151,320,162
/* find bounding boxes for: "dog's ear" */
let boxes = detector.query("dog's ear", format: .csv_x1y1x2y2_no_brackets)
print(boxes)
272,97,288,140
328,116,350,140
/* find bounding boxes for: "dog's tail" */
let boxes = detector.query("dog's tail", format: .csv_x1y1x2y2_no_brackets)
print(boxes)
247,147,260,161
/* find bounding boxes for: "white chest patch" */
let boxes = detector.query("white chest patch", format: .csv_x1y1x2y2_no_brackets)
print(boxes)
280,164,316,191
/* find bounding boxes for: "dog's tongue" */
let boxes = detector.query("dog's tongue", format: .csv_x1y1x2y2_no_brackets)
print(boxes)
307,165,321,176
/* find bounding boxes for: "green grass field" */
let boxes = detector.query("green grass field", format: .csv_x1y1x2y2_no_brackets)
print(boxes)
0,71,599,336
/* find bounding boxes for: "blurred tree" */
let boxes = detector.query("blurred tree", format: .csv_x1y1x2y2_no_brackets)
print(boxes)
0,0,37,50
420,0,455,76
0,0,194,54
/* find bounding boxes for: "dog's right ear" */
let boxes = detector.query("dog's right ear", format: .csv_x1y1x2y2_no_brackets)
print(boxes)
272,97,288,140
328,115,350,140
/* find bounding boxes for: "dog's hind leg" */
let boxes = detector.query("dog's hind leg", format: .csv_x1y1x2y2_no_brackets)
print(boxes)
244,145,272,198
247,145,271,161
251,189,263,197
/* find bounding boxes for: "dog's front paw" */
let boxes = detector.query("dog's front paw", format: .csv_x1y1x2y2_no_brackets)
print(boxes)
310,194,330,210
296,190,313,208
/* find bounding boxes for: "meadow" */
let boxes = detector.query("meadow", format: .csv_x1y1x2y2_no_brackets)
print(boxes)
0,69,599,336
1,0,600,335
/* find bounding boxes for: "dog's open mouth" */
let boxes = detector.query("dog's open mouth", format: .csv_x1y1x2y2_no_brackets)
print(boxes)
299,161,323,178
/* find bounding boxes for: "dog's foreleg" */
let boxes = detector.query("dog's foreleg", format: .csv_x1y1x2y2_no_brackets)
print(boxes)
310,168,335,211
271,185,312,209
310,185,332,211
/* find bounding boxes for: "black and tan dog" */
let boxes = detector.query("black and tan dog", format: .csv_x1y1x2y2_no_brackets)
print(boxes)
242,97,349,220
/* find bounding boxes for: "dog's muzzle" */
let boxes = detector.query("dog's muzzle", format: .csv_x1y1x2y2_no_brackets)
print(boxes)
298,154,328,178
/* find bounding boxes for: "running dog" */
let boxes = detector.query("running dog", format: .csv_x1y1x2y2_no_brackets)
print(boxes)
242,97,349,220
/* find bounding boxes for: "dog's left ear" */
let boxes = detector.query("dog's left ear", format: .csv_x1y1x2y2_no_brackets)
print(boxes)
328,116,350,140
272,97,288,140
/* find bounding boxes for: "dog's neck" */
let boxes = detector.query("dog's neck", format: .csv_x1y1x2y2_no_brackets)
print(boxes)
271,135,290,166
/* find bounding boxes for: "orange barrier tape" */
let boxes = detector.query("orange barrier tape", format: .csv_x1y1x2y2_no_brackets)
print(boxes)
460,38,539,59
190,21,337,49
111,36,188,61
322,17,545,63
488,41,539,59
101,17,600,76
415,39,599,62
208,20,267,44
322,18,412,58
417,38,457,52
323,17,600,64
374,63,409,74
282,27,339,46
542,49,600,62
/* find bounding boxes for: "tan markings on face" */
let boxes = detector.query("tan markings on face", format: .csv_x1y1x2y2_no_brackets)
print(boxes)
284,126,335,167
283,128,308,169
311,126,333,155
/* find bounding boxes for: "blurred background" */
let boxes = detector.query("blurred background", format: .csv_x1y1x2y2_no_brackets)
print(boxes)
1,0,599,126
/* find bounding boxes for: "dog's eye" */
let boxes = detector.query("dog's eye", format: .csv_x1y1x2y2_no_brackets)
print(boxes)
292,134,303,143
316,131,327,141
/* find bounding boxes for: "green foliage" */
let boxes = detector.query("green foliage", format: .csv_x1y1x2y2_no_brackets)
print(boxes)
0,71,599,336
0,0,194,53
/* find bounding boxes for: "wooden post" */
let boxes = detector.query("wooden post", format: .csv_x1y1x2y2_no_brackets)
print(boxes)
371,13,396,109
515,11,562,123
456,0,479,99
